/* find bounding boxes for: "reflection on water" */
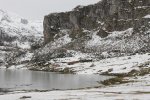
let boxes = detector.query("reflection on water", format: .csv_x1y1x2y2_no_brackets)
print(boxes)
0,69,112,90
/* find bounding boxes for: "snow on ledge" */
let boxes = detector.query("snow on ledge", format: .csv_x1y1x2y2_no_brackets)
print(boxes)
143,15,150,19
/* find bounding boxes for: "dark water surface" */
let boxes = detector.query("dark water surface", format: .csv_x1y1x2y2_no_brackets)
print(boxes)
0,69,112,90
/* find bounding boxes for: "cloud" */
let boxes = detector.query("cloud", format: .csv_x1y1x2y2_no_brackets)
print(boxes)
0,0,100,20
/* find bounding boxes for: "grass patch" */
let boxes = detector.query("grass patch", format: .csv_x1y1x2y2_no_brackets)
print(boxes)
101,76,133,86
134,91,150,94
20,96,31,99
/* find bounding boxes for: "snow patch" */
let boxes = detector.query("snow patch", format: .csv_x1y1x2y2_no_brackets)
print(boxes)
87,31,101,47
143,15,150,18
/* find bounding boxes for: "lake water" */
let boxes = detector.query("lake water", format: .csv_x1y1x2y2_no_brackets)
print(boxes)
0,69,112,91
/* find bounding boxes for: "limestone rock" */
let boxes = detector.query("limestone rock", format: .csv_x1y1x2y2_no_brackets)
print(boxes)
43,0,150,44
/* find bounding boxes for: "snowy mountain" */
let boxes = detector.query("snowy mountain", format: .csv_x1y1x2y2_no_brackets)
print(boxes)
0,9,43,67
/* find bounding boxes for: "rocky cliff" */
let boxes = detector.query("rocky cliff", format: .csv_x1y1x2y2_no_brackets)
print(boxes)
29,0,150,70
43,0,150,43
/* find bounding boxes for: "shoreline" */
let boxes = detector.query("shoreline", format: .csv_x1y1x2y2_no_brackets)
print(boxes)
0,53,150,99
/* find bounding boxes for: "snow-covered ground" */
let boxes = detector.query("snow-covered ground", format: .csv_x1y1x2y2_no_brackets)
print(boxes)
47,53,150,75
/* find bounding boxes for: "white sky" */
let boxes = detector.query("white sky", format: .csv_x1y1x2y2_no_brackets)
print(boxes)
0,0,100,20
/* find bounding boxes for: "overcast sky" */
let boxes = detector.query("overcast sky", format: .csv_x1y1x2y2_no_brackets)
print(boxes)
0,0,100,20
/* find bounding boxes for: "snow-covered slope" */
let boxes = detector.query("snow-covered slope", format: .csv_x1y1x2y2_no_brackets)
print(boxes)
0,9,43,67
0,9,43,49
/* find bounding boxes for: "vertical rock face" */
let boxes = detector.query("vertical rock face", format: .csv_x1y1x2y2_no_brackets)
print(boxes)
43,0,150,44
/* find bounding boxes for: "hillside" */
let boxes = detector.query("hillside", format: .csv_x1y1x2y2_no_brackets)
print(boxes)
28,0,150,74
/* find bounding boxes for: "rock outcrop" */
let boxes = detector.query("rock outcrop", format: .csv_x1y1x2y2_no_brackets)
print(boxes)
43,0,150,44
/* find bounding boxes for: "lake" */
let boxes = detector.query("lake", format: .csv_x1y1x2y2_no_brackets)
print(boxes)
0,69,112,91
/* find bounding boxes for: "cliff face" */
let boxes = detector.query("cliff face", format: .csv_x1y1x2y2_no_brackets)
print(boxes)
29,0,150,70
43,0,150,43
